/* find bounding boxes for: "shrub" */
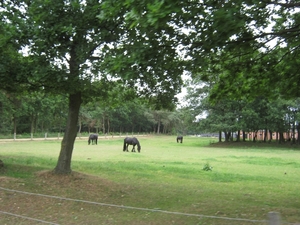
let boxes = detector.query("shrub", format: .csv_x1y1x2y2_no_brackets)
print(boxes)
203,162,213,171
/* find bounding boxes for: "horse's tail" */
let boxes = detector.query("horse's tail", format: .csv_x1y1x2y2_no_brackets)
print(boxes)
137,140,141,152
88,137,91,145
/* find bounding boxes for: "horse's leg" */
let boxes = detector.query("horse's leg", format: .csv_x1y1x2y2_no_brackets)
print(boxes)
123,141,126,151
132,144,136,152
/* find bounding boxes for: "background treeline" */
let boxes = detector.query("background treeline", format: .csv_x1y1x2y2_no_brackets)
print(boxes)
0,90,190,137
182,80,300,143
2,85,300,144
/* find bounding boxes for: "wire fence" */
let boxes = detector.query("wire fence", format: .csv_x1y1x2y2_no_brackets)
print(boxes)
0,187,298,225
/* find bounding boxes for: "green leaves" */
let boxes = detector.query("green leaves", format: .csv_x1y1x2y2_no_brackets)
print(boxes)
168,0,300,110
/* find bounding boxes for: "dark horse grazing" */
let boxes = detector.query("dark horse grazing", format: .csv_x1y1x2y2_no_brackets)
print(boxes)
88,134,98,145
123,137,141,153
177,136,183,143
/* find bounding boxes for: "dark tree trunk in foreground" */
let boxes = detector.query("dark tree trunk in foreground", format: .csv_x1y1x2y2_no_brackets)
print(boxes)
54,92,82,174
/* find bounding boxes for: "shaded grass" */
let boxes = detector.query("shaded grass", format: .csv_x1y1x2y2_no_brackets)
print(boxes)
1,136,300,224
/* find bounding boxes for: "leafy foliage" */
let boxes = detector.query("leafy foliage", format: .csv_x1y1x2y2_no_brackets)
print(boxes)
182,1,300,101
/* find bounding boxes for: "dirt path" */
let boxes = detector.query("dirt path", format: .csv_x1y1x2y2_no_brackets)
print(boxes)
0,134,146,142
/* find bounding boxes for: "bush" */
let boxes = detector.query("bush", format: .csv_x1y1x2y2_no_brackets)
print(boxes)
203,162,213,171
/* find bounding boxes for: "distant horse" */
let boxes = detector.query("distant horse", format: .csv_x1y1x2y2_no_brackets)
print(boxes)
123,137,141,153
88,134,98,145
177,136,183,143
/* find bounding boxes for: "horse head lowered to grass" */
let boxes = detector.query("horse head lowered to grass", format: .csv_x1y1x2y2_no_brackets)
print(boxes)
88,134,98,145
123,137,141,153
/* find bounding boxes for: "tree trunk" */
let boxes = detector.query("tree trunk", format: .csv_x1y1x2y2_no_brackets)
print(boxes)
268,130,272,143
236,130,240,142
30,114,35,134
253,131,257,142
53,92,81,174
279,132,284,144
292,118,296,144
242,131,246,141
107,117,110,134
78,116,82,133
102,115,105,134
13,115,17,135
157,120,161,134
297,125,300,144
224,131,230,142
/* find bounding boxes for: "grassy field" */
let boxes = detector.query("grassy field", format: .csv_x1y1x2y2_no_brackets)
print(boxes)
0,135,300,225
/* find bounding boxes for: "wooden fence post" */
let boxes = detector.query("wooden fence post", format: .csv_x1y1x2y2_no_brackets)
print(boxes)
268,212,280,225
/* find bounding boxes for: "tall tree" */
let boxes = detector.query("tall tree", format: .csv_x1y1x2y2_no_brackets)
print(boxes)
2,1,184,174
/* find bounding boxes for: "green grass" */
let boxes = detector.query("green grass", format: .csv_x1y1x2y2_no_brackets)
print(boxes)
1,136,300,224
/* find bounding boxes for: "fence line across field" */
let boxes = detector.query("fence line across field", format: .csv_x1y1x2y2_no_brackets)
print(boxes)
0,210,59,225
0,187,297,225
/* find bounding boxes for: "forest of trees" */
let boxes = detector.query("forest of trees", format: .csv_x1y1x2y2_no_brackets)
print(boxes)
1,78,300,145
183,79,300,143
0,90,189,136
1,0,299,173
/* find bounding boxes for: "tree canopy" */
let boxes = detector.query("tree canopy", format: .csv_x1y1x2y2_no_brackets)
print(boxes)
181,1,300,101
